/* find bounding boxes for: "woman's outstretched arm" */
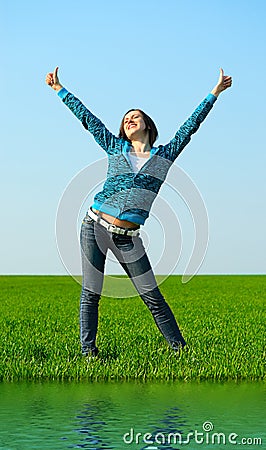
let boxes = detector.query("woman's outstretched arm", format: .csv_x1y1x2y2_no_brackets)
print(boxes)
45,67,118,154
162,68,232,161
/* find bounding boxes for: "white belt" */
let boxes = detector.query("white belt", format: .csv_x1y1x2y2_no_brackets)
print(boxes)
87,208,140,237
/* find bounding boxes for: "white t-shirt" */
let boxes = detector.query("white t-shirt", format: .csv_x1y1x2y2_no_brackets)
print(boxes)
128,152,150,173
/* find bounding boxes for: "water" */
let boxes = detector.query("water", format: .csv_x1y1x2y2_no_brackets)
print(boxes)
0,381,265,449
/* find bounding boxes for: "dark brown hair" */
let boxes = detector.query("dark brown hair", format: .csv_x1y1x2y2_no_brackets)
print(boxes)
118,109,158,147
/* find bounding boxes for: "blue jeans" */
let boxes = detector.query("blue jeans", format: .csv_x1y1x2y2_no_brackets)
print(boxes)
79,214,186,354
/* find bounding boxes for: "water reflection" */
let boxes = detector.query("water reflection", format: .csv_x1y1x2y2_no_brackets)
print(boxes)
73,401,187,450
72,400,115,449
0,382,265,450
145,406,186,450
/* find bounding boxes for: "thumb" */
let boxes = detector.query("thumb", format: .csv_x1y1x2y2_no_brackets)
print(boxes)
219,67,224,83
53,66,59,82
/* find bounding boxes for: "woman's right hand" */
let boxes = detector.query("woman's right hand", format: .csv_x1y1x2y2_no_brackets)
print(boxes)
45,66,63,92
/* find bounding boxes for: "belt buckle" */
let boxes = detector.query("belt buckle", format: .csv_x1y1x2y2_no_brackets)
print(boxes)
107,223,118,233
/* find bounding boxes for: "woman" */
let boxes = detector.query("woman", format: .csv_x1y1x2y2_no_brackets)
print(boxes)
46,67,232,357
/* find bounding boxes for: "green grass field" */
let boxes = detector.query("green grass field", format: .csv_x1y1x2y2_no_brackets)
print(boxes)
0,275,265,381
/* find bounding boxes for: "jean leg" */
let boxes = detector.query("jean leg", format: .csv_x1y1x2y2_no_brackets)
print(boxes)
80,220,108,353
111,234,186,349
80,288,100,354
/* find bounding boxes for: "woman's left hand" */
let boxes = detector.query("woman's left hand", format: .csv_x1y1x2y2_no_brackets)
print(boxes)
211,68,232,97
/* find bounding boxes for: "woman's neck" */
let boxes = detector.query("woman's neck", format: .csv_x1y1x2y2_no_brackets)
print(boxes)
130,137,151,154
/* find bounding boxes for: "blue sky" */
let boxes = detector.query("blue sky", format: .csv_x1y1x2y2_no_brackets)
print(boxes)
1,0,265,275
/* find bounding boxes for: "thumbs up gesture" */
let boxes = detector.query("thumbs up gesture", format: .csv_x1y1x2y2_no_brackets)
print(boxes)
211,68,232,97
45,66,63,92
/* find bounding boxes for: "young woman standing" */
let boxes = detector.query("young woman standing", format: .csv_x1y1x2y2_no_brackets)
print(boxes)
46,67,232,357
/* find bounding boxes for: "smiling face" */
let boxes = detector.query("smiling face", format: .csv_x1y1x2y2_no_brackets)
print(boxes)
118,108,159,147
123,110,148,141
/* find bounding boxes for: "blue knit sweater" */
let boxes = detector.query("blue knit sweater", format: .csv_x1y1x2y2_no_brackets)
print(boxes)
58,88,216,225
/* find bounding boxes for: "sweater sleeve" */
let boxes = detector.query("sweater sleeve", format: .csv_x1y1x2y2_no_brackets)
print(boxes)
162,93,217,161
57,88,118,154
